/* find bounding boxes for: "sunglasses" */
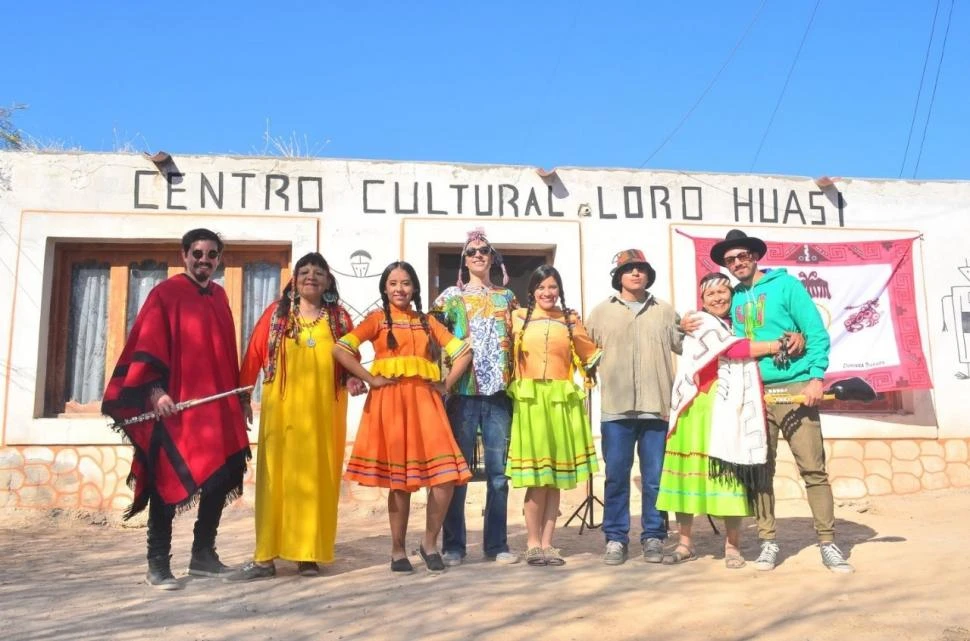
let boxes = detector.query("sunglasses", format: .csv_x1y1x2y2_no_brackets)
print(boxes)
724,251,754,266
464,247,491,257
191,249,221,260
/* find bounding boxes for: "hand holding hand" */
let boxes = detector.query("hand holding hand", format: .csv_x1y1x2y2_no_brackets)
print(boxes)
347,377,368,396
368,375,396,389
784,332,806,356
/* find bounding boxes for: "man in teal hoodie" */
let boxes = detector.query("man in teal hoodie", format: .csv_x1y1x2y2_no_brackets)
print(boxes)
709,229,853,574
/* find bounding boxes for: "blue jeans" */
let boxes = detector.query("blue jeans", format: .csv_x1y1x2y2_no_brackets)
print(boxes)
601,418,668,545
442,393,512,559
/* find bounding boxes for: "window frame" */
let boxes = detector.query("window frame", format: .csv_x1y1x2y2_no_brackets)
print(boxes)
46,242,290,417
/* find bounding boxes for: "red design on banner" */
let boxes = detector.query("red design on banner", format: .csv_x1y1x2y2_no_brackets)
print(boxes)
685,234,931,393
844,298,881,333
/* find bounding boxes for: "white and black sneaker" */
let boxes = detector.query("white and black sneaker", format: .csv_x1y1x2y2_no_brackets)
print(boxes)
753,540,780,571
820,543,854,574
603,541,628,566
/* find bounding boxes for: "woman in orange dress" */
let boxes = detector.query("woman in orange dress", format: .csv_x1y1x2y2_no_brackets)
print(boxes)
333,261,473,574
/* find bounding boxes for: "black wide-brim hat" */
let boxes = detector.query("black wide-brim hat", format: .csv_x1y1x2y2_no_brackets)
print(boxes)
710,229,768,267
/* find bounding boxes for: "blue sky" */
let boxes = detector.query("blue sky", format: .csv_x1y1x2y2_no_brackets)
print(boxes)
3,1,967,179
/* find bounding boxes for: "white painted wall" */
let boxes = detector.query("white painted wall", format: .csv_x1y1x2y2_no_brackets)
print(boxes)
1,151,968,445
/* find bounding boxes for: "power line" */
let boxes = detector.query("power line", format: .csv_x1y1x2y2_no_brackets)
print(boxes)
899,0,942,178
749,0,822,171
639,0,768,169
913,0,956,178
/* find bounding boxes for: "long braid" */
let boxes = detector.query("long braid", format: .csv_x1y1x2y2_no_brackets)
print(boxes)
413,293,441,363
382,293,399,350
560,289,576,351
560,289,582,375
287,286,302,344
517,295,536,368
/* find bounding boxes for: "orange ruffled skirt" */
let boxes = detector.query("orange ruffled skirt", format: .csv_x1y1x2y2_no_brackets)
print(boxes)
344,377,471,491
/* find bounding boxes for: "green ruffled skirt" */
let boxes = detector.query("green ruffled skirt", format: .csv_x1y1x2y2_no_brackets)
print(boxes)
656,381,752,517
505,379,599,490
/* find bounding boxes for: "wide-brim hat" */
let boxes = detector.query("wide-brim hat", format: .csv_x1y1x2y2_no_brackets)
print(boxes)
610,249,656,290
710,229,768,267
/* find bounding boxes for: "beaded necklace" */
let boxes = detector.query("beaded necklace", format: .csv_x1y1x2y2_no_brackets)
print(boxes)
297,304,327,347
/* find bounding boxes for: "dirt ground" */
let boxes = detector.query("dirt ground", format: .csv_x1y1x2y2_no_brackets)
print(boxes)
1,486,969,641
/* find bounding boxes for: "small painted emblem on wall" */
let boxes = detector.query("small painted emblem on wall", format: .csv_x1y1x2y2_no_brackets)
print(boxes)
941,261,970,379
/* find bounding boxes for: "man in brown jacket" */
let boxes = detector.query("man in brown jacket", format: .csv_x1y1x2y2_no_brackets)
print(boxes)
586,249,683,566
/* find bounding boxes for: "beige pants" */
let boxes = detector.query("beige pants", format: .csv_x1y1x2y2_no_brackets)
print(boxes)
754,380,835,543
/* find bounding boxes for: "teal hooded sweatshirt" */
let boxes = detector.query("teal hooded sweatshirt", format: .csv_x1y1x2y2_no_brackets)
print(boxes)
730,268,830,384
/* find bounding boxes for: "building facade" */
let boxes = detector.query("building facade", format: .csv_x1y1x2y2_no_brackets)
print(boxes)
1,151,968,514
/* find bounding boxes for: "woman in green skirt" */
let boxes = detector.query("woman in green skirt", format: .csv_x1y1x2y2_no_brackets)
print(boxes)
507,265,602,567
658,273,801,568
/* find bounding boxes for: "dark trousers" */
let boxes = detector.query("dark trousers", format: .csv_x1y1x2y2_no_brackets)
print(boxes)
146,487,228,560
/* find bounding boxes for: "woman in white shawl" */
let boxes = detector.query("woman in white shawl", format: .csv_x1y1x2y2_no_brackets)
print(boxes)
657,273,802,568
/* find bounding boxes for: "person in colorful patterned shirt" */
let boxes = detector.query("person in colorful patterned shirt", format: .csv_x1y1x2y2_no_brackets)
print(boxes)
333,261,472,574
432,228,520,566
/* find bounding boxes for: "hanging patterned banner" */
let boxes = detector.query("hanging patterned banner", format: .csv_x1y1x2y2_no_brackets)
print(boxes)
684,233,931,392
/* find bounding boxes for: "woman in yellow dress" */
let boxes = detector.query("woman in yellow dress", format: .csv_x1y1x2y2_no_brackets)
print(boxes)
227,252,366,581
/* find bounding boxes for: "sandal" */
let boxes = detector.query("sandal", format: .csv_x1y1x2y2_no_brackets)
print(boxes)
543,547,566,566
662,544,697,565
525,546,547,566
724,548,746,569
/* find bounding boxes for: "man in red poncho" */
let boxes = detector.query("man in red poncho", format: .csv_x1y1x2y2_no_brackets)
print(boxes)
102,228,251,590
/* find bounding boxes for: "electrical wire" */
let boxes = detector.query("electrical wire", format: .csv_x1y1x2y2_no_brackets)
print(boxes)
749,0,822,171
639,0,768,169
913,0,955,178
899,0,942,178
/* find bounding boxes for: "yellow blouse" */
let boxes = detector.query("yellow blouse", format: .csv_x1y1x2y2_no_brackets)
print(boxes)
512,307,602,381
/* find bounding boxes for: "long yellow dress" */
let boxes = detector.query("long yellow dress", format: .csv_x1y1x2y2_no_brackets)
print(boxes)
241,304,350,564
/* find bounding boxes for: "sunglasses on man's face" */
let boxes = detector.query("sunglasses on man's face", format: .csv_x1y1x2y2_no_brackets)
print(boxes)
464,247,491,257
724,251,753,266
191,249,221,260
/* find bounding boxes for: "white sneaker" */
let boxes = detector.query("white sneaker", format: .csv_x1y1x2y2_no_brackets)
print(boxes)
754,540,780,571
441,551,463,567
491,551,520,564
820,543,854,574
603,540,628,566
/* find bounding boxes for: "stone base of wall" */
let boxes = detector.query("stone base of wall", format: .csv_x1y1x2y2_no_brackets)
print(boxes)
3,438,969,514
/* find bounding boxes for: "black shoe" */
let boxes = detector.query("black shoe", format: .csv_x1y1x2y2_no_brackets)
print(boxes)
188,547,233,578
390,557,414,573
223,561,276,583
419,546,446,573
146,555,183,591
298,561,321,577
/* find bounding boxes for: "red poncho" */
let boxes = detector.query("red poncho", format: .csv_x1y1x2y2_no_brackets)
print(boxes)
102,274,250,518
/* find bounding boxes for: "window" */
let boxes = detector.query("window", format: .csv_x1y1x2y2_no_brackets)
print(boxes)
428,245,556,306
46,242,291,416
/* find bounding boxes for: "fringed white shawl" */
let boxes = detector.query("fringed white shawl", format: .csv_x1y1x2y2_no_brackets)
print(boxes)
669,312,768,467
